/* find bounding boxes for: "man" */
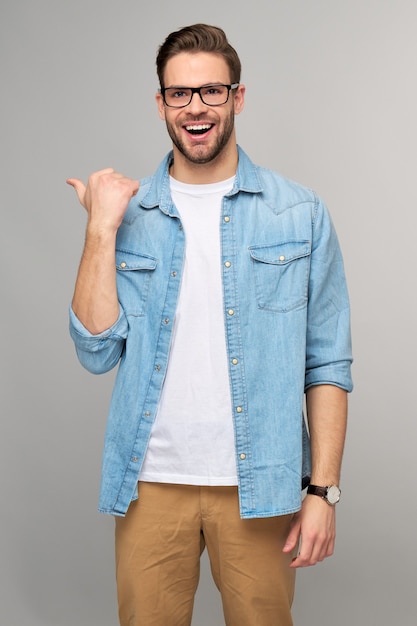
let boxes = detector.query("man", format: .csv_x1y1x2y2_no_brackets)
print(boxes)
68,23,353,626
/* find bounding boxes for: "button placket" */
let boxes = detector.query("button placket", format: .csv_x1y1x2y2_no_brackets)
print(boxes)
220,196,254,507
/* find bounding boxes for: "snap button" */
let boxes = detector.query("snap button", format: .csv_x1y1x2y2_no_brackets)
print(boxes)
228,309,234,316
236,406,242,413
120,262,127,268
224,216,230,223
232,358,238,365
279,255,285,261
224,261,231,268
239,453,246,460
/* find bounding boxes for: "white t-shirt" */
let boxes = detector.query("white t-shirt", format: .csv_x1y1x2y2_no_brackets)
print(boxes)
139,176,238,486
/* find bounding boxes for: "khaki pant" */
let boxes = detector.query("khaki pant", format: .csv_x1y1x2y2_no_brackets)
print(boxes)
115,482,296,626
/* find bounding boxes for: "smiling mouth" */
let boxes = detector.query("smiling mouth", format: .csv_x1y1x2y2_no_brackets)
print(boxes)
185,123,214,135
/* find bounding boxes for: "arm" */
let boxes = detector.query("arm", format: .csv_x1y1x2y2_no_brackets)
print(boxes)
282,198,352,567
67,168,139,335
283,384,348,567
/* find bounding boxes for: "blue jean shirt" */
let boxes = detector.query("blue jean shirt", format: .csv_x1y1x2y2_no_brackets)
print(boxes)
69,147,353,518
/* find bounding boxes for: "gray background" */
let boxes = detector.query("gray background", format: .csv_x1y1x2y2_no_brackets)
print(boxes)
1,1,416,625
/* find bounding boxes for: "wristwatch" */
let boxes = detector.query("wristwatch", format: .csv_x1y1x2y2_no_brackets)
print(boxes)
307,484,341,505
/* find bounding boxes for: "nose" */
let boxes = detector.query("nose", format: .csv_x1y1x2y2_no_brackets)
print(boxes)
187,90,207,114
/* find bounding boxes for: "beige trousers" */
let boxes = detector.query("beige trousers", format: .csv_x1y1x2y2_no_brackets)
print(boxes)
115,482,296,626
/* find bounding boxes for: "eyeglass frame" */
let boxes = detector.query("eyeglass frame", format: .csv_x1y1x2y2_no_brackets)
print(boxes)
159,83,240,108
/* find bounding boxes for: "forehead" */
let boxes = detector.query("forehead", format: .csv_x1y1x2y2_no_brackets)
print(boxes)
163,52,231,87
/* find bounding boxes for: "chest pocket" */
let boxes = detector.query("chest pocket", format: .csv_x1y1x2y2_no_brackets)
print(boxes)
249,241,311,313
116,249,157,316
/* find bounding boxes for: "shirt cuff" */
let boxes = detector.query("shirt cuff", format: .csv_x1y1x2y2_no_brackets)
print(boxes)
69,305,128,340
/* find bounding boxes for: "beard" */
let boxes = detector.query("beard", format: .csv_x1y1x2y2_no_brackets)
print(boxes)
165,108,235,165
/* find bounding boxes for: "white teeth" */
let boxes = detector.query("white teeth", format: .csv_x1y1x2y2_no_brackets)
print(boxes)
185,124,211,131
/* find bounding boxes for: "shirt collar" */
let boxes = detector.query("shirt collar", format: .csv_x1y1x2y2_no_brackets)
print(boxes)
139,145,263,213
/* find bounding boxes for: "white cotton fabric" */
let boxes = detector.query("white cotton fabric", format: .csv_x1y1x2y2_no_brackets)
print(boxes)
139,176,238,486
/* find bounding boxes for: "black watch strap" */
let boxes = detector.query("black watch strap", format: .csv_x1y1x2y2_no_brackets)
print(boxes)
307,484,328,498
307,484,341,505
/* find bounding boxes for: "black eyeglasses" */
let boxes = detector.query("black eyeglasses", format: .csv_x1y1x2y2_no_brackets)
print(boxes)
160,83,239,108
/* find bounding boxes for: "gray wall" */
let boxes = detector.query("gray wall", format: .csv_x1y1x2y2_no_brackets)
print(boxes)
1,1,416,624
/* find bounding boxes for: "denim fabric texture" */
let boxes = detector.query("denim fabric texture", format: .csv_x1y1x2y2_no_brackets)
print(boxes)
69,147,353,518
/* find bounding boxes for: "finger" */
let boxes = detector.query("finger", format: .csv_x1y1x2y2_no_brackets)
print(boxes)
282,517,301,554
109,172,139,192
290,542,314,568
130,180,140,196
92,167,115,176
94,171,139,197
86,168,116,187
110,175,140,197
66,178,87,207
290,532,332,568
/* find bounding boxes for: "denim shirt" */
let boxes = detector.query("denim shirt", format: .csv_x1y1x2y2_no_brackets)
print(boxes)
69,147,353,519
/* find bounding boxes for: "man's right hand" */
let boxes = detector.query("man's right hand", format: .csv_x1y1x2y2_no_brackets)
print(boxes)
67,168,140,233
68,169,139,335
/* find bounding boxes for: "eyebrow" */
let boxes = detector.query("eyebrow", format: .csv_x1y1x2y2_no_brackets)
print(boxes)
165,82,227,89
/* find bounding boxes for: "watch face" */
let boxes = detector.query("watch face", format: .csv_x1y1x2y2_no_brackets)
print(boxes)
326,485,341,505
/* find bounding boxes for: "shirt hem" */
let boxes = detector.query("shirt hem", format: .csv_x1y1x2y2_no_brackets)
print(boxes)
139,473,238,486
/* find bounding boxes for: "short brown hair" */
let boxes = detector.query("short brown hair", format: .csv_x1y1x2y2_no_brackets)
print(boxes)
156,24,241,88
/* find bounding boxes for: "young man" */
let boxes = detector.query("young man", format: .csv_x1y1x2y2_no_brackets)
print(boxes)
68,23,353,626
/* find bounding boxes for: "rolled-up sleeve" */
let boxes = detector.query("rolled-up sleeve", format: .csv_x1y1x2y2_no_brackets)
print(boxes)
305,198,353,392
69,306,128,375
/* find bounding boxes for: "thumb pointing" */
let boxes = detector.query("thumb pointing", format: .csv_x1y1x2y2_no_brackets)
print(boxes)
66,178,87,208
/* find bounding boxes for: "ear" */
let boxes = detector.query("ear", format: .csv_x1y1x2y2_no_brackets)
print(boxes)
156,92,166,120
233,84,246,115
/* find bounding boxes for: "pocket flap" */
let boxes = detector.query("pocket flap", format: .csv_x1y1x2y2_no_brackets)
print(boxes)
116,250,158,271
249,241,311,265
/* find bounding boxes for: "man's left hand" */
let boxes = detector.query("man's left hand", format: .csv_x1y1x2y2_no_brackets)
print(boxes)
282,494,336,568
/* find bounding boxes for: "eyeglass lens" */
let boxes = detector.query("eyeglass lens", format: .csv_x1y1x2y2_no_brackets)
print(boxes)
164,85,231,107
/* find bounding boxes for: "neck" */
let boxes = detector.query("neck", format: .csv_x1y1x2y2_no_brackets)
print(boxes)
170,142,239,184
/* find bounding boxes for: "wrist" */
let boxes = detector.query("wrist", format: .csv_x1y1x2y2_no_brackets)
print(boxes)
85,221,118,244
307,484,341,506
